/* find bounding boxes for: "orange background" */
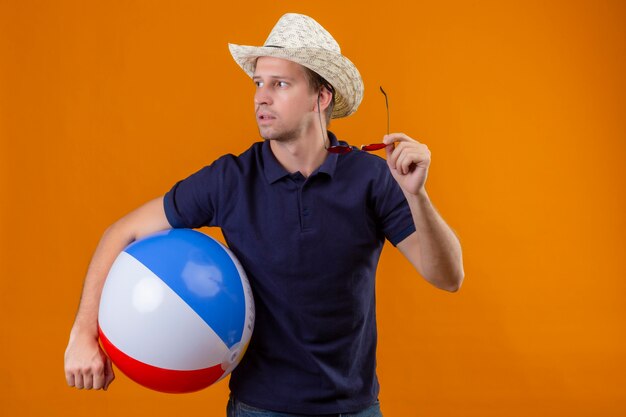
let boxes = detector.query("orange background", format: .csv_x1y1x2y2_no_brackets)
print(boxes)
1,1,625,416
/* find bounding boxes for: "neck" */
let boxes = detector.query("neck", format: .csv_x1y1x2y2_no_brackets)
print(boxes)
269,126,329,178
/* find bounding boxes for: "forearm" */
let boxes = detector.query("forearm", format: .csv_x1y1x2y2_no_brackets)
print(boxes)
70,223,137,339
405,189,464,291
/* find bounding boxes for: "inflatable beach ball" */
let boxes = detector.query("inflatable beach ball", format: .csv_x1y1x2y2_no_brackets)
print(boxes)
98,229,255,393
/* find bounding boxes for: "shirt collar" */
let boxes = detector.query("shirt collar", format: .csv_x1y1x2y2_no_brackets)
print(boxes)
262,131,342,184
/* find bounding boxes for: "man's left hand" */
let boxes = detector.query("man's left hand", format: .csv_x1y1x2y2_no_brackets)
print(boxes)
384,133,431,196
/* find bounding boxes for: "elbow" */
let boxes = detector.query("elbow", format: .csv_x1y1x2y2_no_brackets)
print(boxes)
103,221,129,241
448,262,465,292
432,267,464,293
412,246,465,292
443,254,465,292
444,273,464,293
102,220,137,248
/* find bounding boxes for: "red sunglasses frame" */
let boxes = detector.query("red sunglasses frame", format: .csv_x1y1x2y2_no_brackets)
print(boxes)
322,86,390,154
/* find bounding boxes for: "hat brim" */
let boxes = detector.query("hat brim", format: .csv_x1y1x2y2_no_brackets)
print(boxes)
228,43,363,119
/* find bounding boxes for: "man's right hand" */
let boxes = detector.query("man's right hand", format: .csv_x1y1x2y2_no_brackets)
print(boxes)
64,332,115,390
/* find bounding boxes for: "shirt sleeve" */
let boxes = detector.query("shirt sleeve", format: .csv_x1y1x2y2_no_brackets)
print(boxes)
163,164,216,229
372,161,416,246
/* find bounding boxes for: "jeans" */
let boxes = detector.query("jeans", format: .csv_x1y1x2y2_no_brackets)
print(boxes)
226,396,383,417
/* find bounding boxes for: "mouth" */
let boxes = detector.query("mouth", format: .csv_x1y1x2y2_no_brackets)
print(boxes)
257,113,276,122
256,105,277,123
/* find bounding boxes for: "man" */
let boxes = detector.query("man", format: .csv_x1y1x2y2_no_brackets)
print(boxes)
64,13,464,417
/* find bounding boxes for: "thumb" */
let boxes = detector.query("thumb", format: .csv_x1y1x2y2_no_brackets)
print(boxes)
103,357,115,390
385,143,393,162
385,144,395,170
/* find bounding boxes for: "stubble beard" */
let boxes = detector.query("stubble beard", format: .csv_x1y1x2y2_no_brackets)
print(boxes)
257,121,306,145
259,128,298,144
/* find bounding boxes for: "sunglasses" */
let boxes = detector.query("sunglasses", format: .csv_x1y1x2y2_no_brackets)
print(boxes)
320,86,390,154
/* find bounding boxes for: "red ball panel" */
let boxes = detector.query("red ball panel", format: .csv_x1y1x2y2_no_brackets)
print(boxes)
99,326,225,393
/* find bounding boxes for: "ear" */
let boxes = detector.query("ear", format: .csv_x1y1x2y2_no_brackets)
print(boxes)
315,86,333,114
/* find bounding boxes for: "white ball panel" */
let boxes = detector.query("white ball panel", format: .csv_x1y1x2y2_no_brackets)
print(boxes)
99,252,229,370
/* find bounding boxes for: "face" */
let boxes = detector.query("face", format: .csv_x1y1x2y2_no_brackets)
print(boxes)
252,57,318,143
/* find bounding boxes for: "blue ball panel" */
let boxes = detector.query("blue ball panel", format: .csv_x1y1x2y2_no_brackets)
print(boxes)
125,229,245,348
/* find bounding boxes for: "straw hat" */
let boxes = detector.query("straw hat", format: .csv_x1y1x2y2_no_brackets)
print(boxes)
228,13,364,119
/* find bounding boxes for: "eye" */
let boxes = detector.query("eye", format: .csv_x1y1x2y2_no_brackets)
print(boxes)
254,80,264,88
277,81,289,88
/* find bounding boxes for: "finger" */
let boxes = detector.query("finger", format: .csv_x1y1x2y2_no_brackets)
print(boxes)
400,151,419,174
386,144,397,170
400,147,429,174
74,373,84,390
83,372,94,390
396,150,415,175
92,365,105,390
383,132,418,145
388,142,412,172
385,144,397,173
66,371,75,387
104,358,115,390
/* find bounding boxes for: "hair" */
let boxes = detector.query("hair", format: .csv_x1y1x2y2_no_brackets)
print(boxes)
302,66,336,124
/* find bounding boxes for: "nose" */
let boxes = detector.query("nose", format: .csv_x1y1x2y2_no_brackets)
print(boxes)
254,85,273,106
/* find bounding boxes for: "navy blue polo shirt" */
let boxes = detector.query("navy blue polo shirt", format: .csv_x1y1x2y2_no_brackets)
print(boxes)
163,132,415,414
